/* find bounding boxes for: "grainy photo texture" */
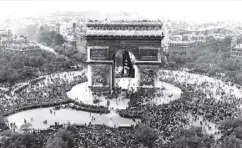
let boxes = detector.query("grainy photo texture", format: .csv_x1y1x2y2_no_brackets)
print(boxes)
0,1,242,148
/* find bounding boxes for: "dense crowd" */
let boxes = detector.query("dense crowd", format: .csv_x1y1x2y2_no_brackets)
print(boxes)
61,101,110,114
1,68,242,147
71,125,142,148
108,69,242,146
0,71,87,117
153,70,242,144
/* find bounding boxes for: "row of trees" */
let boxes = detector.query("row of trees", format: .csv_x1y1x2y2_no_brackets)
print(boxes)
0,48,76,85
15,24,65,47
1,117,242,148
0,116,8,132
0,124,158,148
0,25,84,85
170,116,242,148
168,36,242,84
54,45,87,63
37,27,87,63
37,27,65,47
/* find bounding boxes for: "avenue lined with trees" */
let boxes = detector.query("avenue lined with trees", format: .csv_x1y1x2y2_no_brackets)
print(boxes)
168,35,242,85
2,17,242,148
2,31,242,147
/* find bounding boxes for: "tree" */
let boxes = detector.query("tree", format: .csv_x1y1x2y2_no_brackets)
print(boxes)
36,56,45,66
222,36,232,52
53,34,65,46
37,30,56,46
208,67,224,76
46,136,67,148
174,54,187,64
46,129,75,148
171,126,214,148
214,135,242,148
215,116,242,148
0,69,9,83
220,59,240,71
0,129,17,137
168,53,176,63
29,57,38,67
20,67,36,79
28,56,44,67
0,116,8,132
226,71,237,78
71,53,87,63
134,124,158,148
10,55,24,69
8,69,21,85
236,72,242,85
220,116,242,139
57,56,66,62
20,123,32,132
0,132,44,148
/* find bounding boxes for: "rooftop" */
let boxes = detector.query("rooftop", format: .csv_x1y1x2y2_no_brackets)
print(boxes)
169,40,196,44
87,19,163,26
86,19,164,37
86,30,164,37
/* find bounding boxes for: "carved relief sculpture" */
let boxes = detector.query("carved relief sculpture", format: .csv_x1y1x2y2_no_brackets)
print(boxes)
161,26,169,67
140,68,156,86
86,20,163,91
92,68,106,86
90,47,108,60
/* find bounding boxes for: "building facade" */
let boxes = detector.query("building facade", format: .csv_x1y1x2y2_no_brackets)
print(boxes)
86,20,165,92
230,44,242,59
168,41,197,55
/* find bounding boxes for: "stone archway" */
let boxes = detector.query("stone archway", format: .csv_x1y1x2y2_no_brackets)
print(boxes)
86,20,165,93
112,50,136,90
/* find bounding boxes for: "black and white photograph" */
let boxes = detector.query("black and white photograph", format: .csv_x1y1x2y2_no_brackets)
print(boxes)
1,0,242,147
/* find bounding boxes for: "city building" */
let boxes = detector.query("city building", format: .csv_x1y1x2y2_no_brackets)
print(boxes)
0,29,13,47
62,22,86,52
230,44,242,59
169,35,182,41
168,33,206,55
168,40,197,55
0,29,41,55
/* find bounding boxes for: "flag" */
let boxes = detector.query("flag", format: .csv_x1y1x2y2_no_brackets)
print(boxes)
122,50,134,78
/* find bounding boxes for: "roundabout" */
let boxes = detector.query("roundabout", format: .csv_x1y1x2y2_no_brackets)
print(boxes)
66,78,182,109
1,15,242,148
5,71,182,131
1,68,242,146
6,107,140,130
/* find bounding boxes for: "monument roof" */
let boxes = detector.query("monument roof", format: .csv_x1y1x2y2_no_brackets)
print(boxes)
87,19,163,26
86,19,164,37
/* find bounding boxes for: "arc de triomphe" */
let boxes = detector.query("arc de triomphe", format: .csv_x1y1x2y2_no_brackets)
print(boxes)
86,20,165,92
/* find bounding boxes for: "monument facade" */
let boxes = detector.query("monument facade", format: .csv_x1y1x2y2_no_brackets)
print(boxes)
86,20,165,92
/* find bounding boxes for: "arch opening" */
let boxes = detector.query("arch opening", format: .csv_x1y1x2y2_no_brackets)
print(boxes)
112,50,137,91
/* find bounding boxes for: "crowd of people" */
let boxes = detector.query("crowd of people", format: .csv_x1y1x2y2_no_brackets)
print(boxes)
60,101,110,114
94,69,242,146
68,125,144,148
151,70,242,144
1,67,242,147
0,70,87,117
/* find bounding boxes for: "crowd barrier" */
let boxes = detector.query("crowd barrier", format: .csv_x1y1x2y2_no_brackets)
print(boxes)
3,100,72,117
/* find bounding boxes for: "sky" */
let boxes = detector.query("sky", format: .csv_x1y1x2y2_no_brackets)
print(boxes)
0,0,242,23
